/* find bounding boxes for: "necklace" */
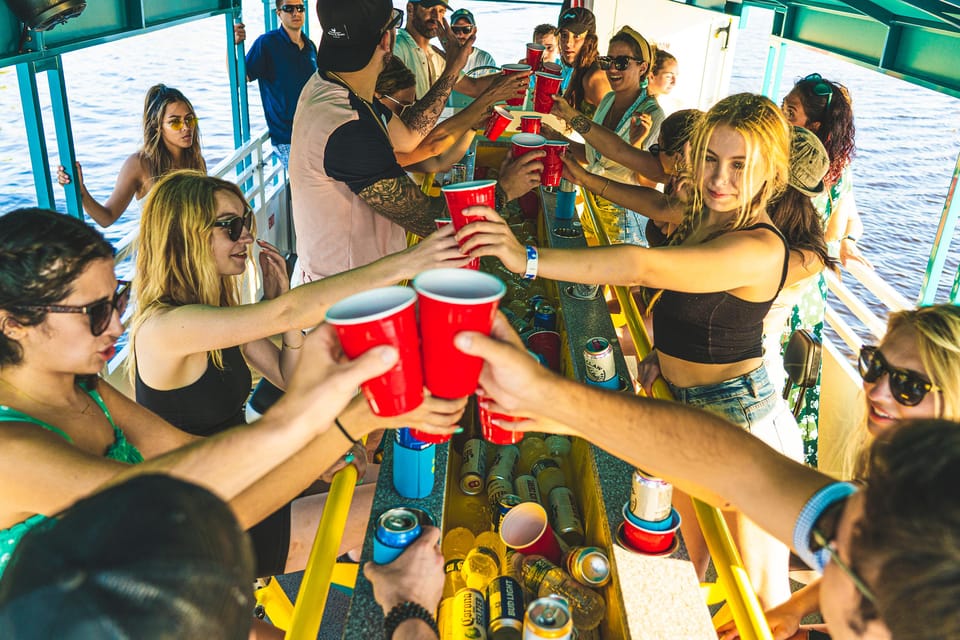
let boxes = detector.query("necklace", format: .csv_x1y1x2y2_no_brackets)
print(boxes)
0,376,94,416
325,71,391,139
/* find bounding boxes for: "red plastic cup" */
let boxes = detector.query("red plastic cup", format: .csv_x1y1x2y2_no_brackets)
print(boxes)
478,397,524,445
526,330,561,372
541,61,562,76
511,132,546,159
413,269,506,399
499,502,562,564
525,42,545,70
501,63,531,106
483,105,513,141
325,287,423,417
441,179,496,270
621,504,682,553
533,72,563,114
520,115,542,134
541,141,568,188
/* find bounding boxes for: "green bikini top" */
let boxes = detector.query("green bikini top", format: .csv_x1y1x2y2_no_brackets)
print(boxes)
0,384,144,577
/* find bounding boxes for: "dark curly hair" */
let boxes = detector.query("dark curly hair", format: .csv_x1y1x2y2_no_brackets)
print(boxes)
0,208,114,366
791,75,856,186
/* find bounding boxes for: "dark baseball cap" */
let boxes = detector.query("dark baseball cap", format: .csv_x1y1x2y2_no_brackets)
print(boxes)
0,475,255,640
450,8,475,24
411,0,451,8
558,7,596,35
317,0,394,73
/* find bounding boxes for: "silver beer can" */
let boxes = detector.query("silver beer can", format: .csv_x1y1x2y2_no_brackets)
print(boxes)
583,337,616,383
629,468,673,522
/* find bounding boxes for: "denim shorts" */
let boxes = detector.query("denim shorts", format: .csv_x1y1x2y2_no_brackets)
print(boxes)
666,366,803,460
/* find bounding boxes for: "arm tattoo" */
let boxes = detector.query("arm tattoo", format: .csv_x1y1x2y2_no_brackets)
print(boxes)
570,115,593,135
401,73,458,136
359,176,448,237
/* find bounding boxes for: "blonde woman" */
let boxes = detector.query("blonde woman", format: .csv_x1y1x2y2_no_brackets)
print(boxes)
719,303,960,640
57,84,207,228
130,170,468,576
461,93,801,607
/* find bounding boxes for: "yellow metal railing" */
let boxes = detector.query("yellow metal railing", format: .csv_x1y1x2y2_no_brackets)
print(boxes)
580,189,774,640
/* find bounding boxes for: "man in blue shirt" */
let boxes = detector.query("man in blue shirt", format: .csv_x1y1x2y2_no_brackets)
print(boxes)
234,1,317,170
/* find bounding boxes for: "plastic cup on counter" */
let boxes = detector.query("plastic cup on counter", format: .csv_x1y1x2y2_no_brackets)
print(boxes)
483,105,513,141
620,504,682,553
413,269,506,400
441,179,497,270
526,330,561,372
525,42,545,70
533,72,563,114
541,141,568,188
500,63,531,106
325,287,422,417
499,501,563,564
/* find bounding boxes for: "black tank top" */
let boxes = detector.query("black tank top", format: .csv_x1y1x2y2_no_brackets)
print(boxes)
652,223,789,364
136,345,251,436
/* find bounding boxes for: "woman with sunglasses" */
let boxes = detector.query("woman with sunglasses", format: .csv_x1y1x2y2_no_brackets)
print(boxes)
129,170,468,576
0,207,459,590
719,303,960,640
56,84,206,229
461,93,802,607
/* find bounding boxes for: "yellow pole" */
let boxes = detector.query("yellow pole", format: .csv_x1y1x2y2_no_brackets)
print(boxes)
285,464,359,640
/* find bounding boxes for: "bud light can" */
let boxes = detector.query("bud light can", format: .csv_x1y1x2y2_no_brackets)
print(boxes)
524,596,573,639
372,507,421,564
496,494,523,532
583,337,619,389
488,576,525,640
487,477,514,507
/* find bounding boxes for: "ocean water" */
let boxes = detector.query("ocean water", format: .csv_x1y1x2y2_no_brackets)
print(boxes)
0,0,958,309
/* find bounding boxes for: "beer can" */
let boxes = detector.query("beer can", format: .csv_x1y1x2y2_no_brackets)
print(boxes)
453,588,488,639
488,444,521,484
544,435,571,459
514,474,542,505
461,438,488,496
450,163,468,185
487,476,515,507
583,337,618,387
372,507,421,564
629,469,673,523
487,576,525,640
533,303,557,331
564,547,610,587
523,596,573,639
548,487,585,547
496,494,523,532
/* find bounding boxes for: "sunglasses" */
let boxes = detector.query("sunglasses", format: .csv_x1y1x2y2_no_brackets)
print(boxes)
213,209,253,242
278,4,306,13
802,73,833,111
598,55,642,71
166,115,199,131
451,25,474,35
859,345,939,407
15,281,131,337
382,7,403,33
811,496,879,607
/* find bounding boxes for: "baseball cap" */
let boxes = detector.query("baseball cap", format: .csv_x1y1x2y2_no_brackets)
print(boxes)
558,7,596,35
790,125,829,197
316,0,394,73
0,475,255,640
410,0,451,8
450,8,475,25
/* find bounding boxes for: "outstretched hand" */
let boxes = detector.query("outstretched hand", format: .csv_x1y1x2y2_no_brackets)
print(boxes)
401,224,472,276
365,525,444,613
550,94,580,126
455,206,526,274
498,149,545,201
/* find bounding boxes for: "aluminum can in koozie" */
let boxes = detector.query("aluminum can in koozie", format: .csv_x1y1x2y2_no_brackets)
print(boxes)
514,474,542,505
523,596,573,639
487,476,514,507
583,337,618,389
496,494,523,532
450,163,468,185
629,469,673,522
487,444,521,484
461,438,488,495
487,576,525,640
372,507,421,564
452,588,488,639
533,303,557,331
564,547,610,587
548,487,585,547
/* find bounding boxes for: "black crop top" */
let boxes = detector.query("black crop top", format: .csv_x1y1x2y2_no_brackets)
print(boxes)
652,223,789,364
136,345,251,436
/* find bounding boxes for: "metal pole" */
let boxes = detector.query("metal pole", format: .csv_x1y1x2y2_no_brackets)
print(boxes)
918,149,960,304
16,62,56,209
45,56,82,219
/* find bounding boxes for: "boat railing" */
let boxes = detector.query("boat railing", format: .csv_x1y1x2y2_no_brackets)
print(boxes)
579,190,774,640
823,260,912,349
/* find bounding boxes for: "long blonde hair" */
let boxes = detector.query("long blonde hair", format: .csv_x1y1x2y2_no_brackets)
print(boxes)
643,92,791,313
140,84,206,181
130,170,249,377
842,304,960,478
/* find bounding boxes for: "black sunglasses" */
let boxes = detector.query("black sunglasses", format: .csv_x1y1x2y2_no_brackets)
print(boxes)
810,495,879,607
802,73,834,111
213,209,253,242
382,7,403,33
859,345,939,407
15,281,131,337
598,55,642,71
451,25,474,35
278,4,306,13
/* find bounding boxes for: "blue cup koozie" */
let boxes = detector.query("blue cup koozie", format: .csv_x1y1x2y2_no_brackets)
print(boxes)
586,376,621,390
556,189,576,221
372,507,422,564
393,429,436,499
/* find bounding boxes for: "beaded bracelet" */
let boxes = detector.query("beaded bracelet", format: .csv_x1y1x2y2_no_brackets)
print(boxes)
383,601,439,639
